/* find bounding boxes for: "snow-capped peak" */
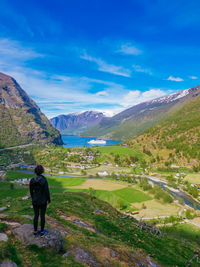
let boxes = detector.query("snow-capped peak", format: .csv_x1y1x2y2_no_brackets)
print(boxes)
151,88,190,104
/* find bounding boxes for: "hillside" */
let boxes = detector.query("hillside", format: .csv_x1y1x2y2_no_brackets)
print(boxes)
1,171,200,266
83,86,200,140
0,72,63,148
129,94,200,168
50,111,106,135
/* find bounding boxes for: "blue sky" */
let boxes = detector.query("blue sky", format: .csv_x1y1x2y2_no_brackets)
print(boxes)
0,0,200,118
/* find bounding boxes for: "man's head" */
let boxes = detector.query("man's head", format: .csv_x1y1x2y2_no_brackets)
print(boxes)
34,165,44,176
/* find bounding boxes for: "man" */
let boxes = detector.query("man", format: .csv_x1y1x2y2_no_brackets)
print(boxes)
29,165,50,237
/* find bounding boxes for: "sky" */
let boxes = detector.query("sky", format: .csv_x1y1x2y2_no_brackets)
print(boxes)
0,0,200,118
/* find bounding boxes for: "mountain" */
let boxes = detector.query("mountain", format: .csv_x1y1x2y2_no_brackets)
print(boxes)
83,85,200,140
129,92,200,167
0,72,63,148
50,111,106,135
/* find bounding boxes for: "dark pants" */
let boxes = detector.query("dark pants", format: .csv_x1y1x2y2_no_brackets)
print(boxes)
33,204,47,232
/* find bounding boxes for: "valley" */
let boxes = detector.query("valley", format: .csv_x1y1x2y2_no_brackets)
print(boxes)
1,72,200,266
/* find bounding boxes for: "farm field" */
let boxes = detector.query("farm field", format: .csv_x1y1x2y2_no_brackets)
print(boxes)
95,145,142,157
71,178,127,191
184,173,200,184
5,170,182,216
133,199,180,218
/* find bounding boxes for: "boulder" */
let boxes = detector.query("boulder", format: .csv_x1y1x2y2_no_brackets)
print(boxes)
0,233,8,242
63,247,101,267
12,224,63,252
0,260,18,267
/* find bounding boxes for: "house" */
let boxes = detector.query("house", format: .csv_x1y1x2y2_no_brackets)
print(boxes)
98,171,109,176
171,164,180,168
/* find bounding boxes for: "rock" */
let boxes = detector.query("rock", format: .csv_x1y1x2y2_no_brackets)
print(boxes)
22,195,29,200
127,252,162,267
21,215,33,220
110,250,117,258
0,207,7,212
60,215,67,219
1,221,21,228
62,251,70,257
0,233,8,242
12,224,63,252
95,210,102,215
59,230,69,237
0,260,18,267
5,197,11,201
67,247,101,267
0,214,9,218
72,219,101,234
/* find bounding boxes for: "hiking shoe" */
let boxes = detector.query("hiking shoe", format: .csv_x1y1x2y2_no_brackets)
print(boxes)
40,229,47,237
33,231,39,237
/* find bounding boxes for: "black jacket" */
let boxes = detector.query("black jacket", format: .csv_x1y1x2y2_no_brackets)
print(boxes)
29,175,50,206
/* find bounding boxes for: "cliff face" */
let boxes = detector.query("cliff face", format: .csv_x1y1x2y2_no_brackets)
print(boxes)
0,72,63,148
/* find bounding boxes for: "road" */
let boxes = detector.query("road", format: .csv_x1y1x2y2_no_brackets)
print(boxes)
0,143,33,152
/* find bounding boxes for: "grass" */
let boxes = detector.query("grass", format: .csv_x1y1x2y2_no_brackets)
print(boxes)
90,187,152,211
184,173,200,184
48,176,85,188
6,170,34,180
1,173,200,266
114,187,152,203
95,145,141,157
0,181,28,200
163,223,200,248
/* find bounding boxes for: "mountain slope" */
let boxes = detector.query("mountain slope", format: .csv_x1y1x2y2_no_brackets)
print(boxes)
130,94,200,167
0,72,63,148
50,111,106,135
1,172,199,266
83,86,200,140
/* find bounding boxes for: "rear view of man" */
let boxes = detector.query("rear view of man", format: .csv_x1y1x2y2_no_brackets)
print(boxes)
29,165,50,237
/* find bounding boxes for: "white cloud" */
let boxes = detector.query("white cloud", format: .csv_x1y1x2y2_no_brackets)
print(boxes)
0,38,42,60
167,76,184,82
189,76,198,80
81,52,131,77
132,64,152,75
96,91,109,96
118,43,142,55
0,38,171,119
122,89,166,108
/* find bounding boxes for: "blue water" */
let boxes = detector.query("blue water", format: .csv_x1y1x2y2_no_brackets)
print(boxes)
61,135,120,147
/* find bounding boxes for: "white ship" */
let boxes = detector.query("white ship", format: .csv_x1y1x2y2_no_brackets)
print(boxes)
88,139,106,145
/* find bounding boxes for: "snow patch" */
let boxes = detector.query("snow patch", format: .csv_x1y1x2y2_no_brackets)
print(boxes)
151,88,190,104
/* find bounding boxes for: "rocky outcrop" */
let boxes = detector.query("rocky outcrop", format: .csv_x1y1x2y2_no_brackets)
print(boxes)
0,233,8,242
0,261,18,267
0,72,63,148
12,224,63,252
63,247,101,267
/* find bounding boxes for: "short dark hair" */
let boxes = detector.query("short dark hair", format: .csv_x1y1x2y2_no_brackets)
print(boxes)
34,165,44,175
